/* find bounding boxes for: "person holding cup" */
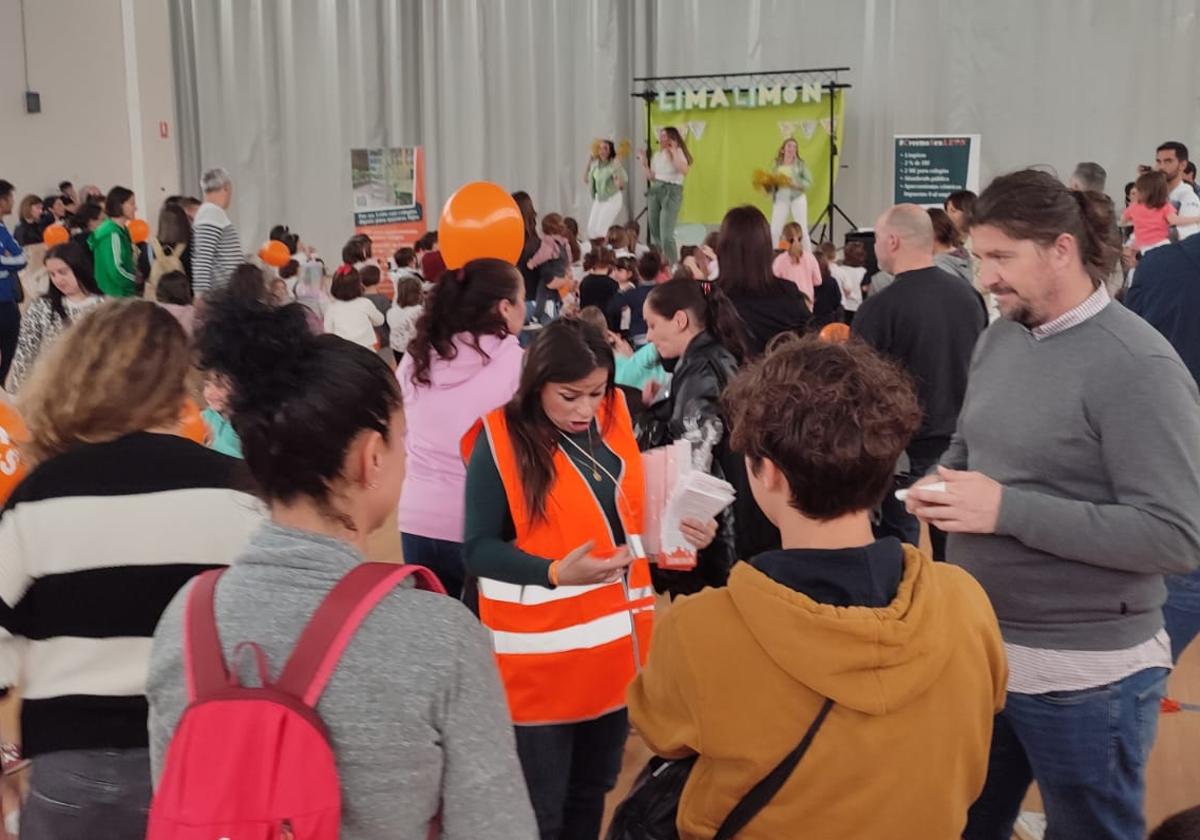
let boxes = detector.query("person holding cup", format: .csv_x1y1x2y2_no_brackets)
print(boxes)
461,317,713,840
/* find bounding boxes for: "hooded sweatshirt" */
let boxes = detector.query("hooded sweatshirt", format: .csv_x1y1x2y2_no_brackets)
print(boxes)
627,543,1006,839
88,217,137,297
397,333,523,542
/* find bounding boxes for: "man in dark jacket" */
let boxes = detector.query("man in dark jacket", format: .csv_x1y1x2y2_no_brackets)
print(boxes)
852,204,987,558
1126,235,1200,388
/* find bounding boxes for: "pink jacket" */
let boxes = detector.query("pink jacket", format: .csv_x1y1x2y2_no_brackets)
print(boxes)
396,332,524,541
772,250,823,304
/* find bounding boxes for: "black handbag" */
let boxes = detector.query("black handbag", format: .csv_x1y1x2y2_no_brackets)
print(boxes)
606,697,835,840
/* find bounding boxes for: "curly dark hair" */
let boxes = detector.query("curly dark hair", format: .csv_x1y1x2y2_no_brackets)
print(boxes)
723,334,922,520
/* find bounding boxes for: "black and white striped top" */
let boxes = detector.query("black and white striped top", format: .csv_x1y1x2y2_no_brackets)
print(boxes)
190,201,243,294
0,432,262,756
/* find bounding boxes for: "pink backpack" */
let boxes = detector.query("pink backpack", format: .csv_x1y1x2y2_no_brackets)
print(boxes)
147,562,446,840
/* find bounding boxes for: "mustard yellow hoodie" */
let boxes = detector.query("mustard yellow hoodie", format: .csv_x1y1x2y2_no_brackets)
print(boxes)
627,546,1007,839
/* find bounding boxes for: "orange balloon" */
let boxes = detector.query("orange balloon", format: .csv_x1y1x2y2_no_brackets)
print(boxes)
179,399,208,445
0,401,29,505
128,218,150,244
259,240,291,268
42,223,69,247
819,322,851,343
439,181,524,269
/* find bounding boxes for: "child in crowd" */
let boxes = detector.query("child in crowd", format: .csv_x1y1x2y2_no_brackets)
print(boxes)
830,239,867,324
155,270,195,337
391,246,423,290
612,254,637,291
626,219,650,256
387,274,423,363
578,305,666,391
324,267,384,349
201,370,242,458
1123,170,1200,252
528,213,572,323
361,265,391,349
607,224,632,258
772,221,823,305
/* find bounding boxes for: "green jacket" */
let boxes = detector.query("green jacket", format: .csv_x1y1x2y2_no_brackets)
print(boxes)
88,218,137,297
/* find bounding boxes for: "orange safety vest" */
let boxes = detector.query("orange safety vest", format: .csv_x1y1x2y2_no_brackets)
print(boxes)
461,390,655,725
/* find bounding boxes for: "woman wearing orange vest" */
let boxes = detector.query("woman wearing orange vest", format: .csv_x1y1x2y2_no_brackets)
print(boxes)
462,318,714,840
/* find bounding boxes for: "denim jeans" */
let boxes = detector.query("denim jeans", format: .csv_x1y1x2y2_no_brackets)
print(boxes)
647,181,683,263
22,748,152,840
874,449,947,560
513,709,628,840
400,532,465,600
1164,569,1200,661
964,667,1169,840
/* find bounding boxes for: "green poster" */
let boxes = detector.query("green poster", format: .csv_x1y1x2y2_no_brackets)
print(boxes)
649,88,845,227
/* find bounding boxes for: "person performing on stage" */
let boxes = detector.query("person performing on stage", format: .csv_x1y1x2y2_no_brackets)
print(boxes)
584,140,627,241
638,127,691,264
770,138,813,251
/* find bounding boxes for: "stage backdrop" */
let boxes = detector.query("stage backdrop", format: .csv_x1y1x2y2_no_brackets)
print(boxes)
649,84,845,227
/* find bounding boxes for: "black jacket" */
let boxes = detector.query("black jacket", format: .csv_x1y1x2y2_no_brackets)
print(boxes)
726,278,811,358
636,332,780,595
1126,236,1200,389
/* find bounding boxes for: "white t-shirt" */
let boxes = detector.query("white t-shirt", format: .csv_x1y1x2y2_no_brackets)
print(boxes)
830,264,866,311
1170,182,1200,240
324,297,384,348
651,151,685,185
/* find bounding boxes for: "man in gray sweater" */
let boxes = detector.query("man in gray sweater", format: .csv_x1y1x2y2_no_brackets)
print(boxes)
907,170,1200,840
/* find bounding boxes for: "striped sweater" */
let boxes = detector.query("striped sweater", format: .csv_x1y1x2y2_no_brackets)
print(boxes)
0,432,262,756
190,201,243,294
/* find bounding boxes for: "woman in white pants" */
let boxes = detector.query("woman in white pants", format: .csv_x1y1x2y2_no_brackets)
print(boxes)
585,140,627,240
769,138,813,251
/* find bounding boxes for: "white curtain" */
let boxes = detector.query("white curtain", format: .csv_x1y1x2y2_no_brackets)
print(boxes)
173,0,1200,256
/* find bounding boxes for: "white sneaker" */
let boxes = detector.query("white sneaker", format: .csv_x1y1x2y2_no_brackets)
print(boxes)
1014,811,1047,840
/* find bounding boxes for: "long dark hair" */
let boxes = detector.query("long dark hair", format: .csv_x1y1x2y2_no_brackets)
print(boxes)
659,126,693,165
647,276,747,362
970,169,1121,289
716,205,778,297
504,319,615,522
44,242,101,322
408,258,522,386
512,191,539,242
195,291,400,514
157,202,191,246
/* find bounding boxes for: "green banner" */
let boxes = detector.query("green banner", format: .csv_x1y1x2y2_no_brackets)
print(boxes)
649,88,845,227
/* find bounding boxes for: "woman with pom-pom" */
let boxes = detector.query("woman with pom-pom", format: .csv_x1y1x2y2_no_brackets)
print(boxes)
583,139,627,240
769,137,813,251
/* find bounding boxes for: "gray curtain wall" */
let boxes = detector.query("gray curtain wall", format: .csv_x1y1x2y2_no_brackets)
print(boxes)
171,0,1200,258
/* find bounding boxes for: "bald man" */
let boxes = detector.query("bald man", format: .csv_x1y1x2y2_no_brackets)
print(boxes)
852,204,988,558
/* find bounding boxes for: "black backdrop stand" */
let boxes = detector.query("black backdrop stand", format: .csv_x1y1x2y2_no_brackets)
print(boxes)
809,81,857,245
628,67,852,244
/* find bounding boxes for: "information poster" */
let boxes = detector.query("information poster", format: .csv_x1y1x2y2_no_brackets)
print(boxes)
893,135,981,206
351,146,426,254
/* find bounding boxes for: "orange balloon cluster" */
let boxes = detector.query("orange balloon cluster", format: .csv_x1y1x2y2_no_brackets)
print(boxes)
0,402,29,505
439,182,524,269
128,219,150,244
42,224,69,247
819,322,851,343
259,241,291,268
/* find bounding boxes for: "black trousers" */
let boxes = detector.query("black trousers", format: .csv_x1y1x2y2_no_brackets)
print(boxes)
0,302,20,389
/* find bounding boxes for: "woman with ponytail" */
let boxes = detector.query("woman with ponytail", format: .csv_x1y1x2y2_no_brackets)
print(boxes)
396,258,527,598
638,276,780,595
148,290,536,839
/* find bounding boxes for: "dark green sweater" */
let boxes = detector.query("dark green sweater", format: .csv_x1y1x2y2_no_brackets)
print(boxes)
462,422,625,586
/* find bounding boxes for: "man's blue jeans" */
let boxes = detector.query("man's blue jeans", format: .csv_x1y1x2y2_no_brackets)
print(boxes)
1164,569,1200,661
964,666,1169,840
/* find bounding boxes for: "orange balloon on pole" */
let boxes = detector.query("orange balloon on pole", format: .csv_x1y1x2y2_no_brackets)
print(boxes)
179,399,208,445
128,218,150,244
42,223,69,247
0,401,29,505
819,322,851,343
259,240,291,268
439,181,524,269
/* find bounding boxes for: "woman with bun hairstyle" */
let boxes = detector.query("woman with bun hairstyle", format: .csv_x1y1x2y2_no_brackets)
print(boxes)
461,317,715,840
397,258,527,598
148,290,537,839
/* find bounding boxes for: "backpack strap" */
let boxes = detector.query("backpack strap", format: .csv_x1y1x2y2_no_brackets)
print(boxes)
712,697,835,840
276,563,446,707
184,569,231,702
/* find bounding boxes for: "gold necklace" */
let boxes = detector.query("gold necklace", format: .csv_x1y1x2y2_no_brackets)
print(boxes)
559,428,603,482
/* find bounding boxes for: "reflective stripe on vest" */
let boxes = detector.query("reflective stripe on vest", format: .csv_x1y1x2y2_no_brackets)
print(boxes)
466,391,655,725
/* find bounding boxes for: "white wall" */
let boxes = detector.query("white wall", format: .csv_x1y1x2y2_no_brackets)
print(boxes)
0,0,177,223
